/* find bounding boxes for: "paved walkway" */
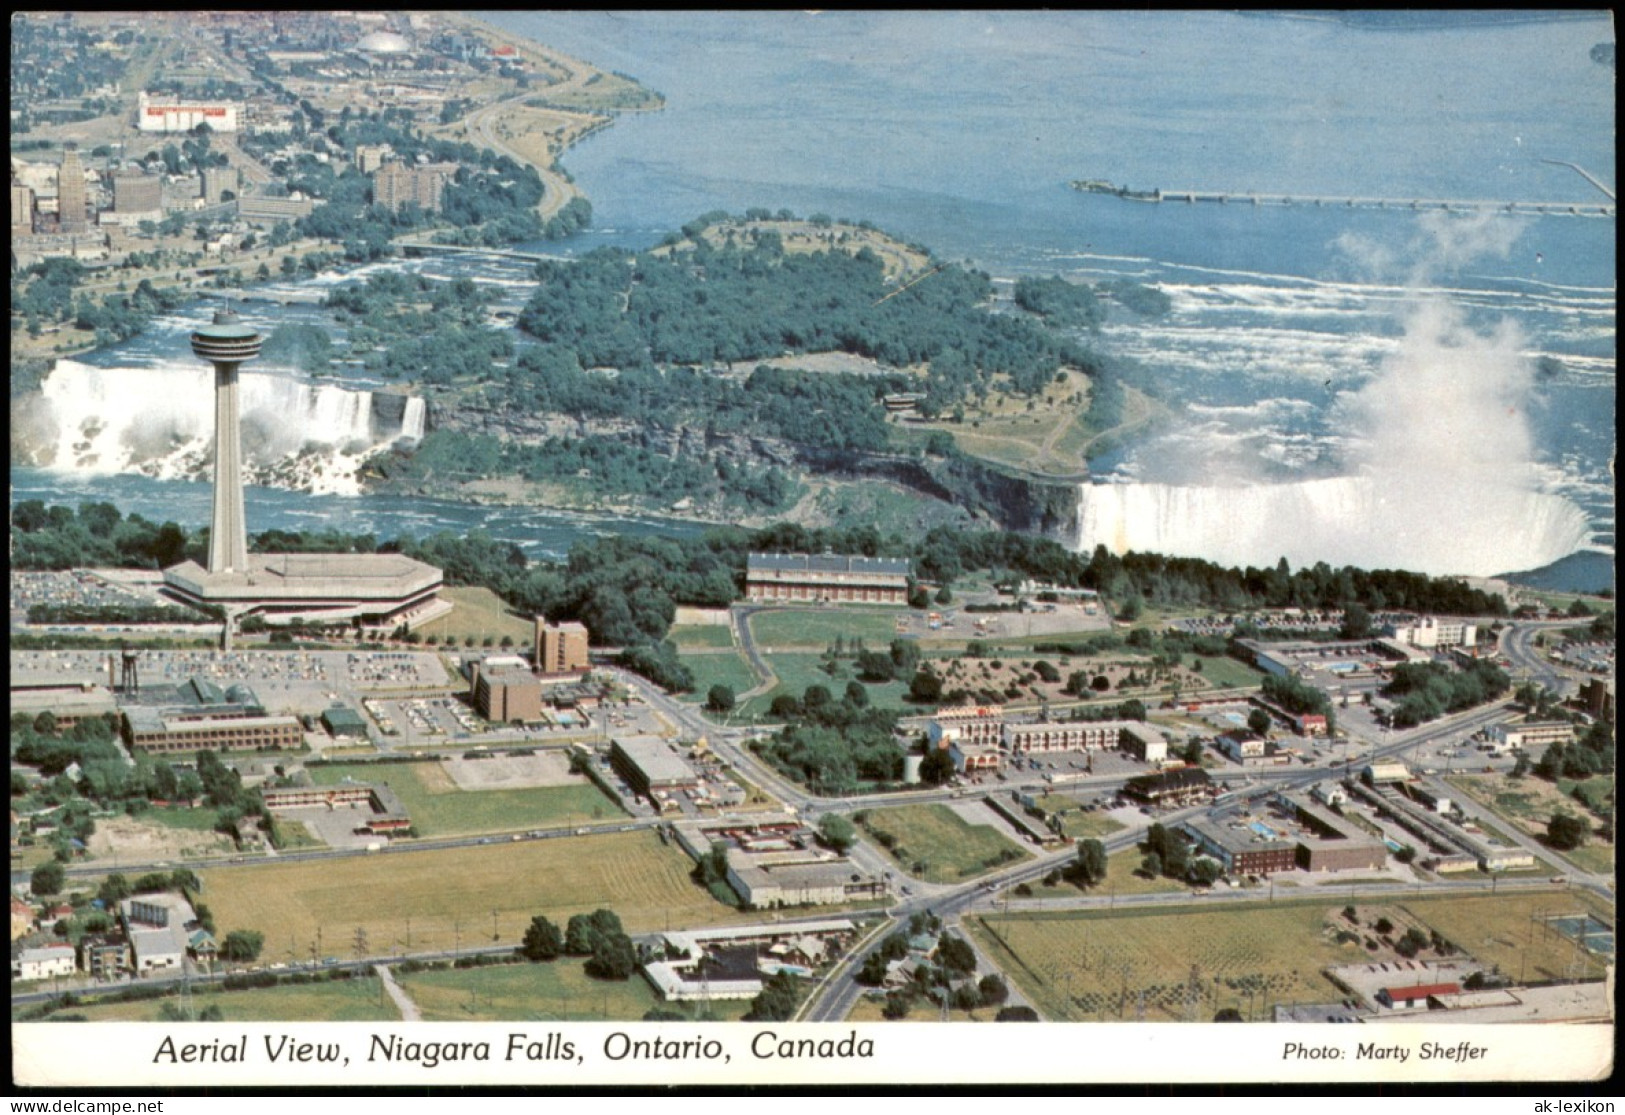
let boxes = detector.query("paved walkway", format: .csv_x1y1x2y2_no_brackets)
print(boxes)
376,964,421,1022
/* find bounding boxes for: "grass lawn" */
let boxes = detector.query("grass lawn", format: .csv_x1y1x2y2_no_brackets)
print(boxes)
310,760,623,837
675,650,762,705
856,803,1031,884
747,608,906,651
20,977,397,1023
667,624,737,650
412,586,535,647
734,652,915,719
393,959,753,1023
199,830,748,959
1556,842,1615,875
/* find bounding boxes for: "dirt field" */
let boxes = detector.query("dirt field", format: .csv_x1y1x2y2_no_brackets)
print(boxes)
442,750,577,791
87,815,235,863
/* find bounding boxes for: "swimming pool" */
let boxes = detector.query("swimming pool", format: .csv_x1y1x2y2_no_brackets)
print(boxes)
1250,821,1279,839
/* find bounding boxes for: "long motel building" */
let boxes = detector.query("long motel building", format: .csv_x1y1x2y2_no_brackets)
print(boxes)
920,707,1169,773
744,552,911,605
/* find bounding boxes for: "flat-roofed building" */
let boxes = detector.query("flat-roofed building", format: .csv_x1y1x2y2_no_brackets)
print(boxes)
79,931,131,980
1487,720,1574,751
123,707,303,754
163,552,444,630
9,685,117,731
119,893,203,975
727,856,885,908
745,552,910,605
948,738,1002,773
470,661,543,723
1215,731,1268,763
235,194,316,223
262,781,409,833
926,706,1004,749
536,619,590,675
1385,618,1477,649
1179,816,1297,876
610,735,700,802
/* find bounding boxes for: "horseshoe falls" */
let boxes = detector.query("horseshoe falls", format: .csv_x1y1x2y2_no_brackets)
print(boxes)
1075,474,1593,578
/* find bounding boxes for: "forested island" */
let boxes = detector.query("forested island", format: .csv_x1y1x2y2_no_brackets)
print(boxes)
336,212,1167,532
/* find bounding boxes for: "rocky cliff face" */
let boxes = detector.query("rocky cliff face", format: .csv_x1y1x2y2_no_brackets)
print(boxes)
433,402,1081,542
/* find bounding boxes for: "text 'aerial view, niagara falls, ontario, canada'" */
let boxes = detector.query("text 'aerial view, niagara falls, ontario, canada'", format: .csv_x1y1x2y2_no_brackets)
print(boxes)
8,9,1616,1093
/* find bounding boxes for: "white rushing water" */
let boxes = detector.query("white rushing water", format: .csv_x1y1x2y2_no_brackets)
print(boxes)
13,360,424,497
1075,475,1593,578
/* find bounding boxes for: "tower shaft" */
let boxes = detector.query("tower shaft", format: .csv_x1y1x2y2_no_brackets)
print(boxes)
209,361,249,574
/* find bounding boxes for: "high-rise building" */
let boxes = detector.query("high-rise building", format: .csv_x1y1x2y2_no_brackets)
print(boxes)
536,619,590,675
372,160,458,213
11,185,35,232
112,170,163,215
57,148,88,231
201,165,239,206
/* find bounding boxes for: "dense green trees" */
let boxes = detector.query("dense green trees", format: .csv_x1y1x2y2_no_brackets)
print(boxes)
520,916,563,962
1547,812,1589,851
221,930,265,963
515,228,1096,411
1381,660,1509,727
1072,839,1108,888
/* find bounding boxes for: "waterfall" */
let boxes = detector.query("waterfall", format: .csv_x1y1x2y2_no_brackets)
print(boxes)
400,395,426,440
13,360,425,497
1075,475,1594,578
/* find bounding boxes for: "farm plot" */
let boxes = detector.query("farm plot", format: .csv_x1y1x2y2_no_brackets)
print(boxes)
971,901,1369,1022
310,759,621,837
857,803,1031,884
198,831,747,960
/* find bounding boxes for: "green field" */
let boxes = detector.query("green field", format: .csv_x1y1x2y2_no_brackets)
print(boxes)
666,624,738,650
858,803,1031,884
393,958,750,1023
747,608,906,650
971,888,1611,1022
310,760,622,837
199,830,748,960
413,586,535,646
734,652,914,719
675,650,763,705
18,977,397,1023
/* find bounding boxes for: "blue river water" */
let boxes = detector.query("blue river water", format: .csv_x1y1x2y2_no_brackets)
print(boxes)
12,11,1616,584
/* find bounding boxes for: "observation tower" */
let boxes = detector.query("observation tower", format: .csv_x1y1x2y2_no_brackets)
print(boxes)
161,309,450,643
192,309,261,574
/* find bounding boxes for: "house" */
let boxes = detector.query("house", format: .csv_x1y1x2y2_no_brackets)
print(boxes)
11,895,36,942
13,943,77,981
